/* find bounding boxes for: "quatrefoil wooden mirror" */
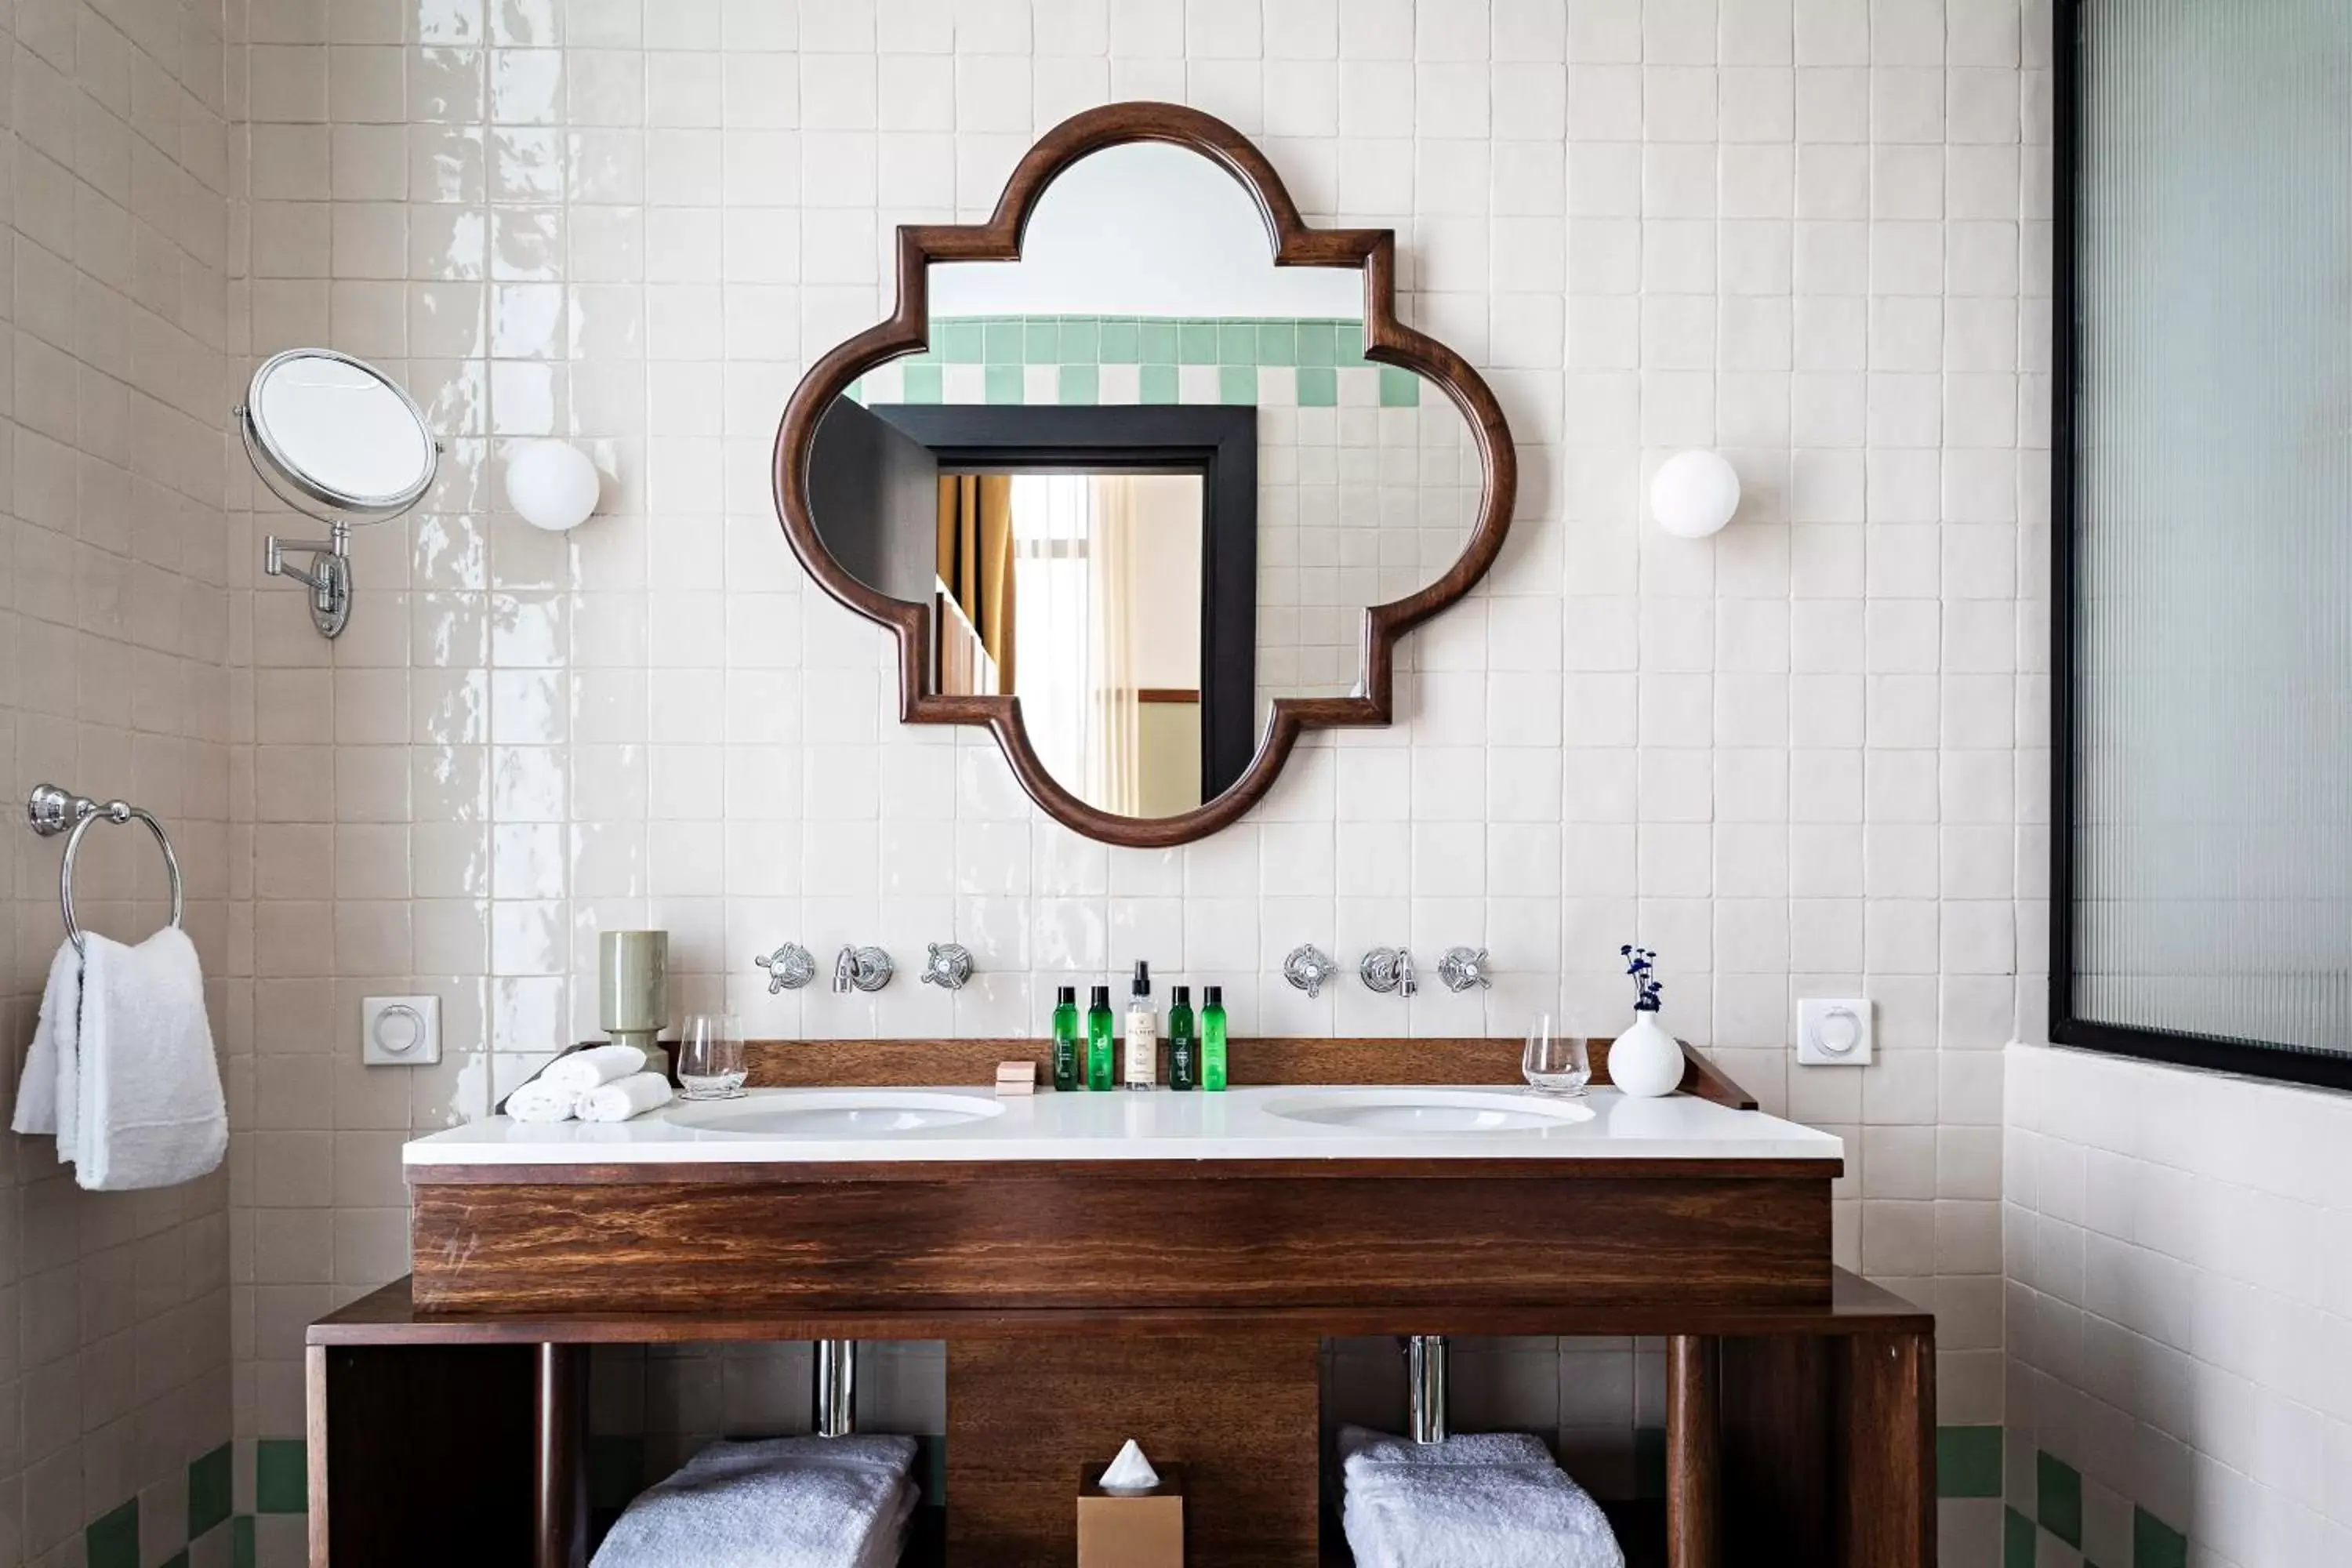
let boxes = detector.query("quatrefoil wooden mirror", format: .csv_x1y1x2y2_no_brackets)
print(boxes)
775,103,1517,847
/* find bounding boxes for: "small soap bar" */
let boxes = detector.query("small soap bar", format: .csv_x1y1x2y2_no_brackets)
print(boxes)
995,1060,1037,1096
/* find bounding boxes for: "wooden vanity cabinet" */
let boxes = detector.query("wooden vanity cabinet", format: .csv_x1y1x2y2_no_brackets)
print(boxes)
312,1041,1933,1566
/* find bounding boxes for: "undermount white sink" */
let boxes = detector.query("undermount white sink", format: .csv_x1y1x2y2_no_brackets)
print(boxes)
1259,1088,1596,1134
665,1091,1007,1138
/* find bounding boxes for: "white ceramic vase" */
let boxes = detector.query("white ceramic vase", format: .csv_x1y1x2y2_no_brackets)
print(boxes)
1609,1011,1683,1098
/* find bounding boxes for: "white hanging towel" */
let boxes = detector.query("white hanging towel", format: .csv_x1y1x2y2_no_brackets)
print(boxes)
577,1072,673,1123
13,930,227,1192
590,1435,920,1568
13,940,85,1159
1338,1425,1624,1568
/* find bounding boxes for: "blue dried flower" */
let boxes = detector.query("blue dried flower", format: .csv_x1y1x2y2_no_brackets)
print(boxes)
1622,945,1663,1011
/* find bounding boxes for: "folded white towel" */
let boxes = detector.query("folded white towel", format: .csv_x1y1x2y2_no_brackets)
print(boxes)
1338,1425,1623,1568
579,1071,673,1123
541,1043,648,1093
505,1080,580,1123
12,931,227,1192
590,1435,920,1568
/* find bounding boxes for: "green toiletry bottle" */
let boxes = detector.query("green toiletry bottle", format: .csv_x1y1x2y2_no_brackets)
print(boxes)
1085,985,1116,1091
1167,985,1197,1091
1202,985,1228,1091
1051,985,1080,1091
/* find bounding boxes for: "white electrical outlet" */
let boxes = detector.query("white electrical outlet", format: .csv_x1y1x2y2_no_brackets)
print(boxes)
361,995,441,1065
1797,997,1872,1066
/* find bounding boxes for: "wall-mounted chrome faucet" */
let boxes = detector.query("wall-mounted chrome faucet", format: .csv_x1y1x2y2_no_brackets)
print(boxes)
1438,946,1492,993
833,945,894,993
1360,947,1417,998
754,942,816,993
920,942,973,989
1283,944,1338,998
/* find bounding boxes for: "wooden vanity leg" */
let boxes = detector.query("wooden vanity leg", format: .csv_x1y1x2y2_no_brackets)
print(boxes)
534,1343,589,1568
1666,1335,1719,1568
1832,1331,1935,1568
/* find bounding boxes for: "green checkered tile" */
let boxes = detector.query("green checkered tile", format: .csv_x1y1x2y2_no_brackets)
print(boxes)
983,363,1025,404
1100,318,1139,361
2132,1507,2187,1568
1022,319,1060,363
256,1439,307,1514
1178,320,1219,363
1254,320,1297,364
1378,365,1421,406
1139,364,1178,404
87,1499,138,1568
1937,1425,2002,1498
2037,1450,2082,1547
982,320,1023,362
191,1443,234,1538
902,363,943,403
1058,364,1098,405
1218,365,1258,405
1138,320,1178,362
936,319,984,362
1295,365,1338,406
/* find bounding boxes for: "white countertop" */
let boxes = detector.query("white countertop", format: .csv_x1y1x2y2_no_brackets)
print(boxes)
404,1085,1844,1167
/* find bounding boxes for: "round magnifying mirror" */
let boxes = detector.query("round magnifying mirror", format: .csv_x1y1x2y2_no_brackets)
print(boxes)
240,349,437,522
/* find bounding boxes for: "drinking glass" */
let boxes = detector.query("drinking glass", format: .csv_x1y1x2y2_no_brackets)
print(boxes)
1522,1014,1591,1097
677,1013,746,1100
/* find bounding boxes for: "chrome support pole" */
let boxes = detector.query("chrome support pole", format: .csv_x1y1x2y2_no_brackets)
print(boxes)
814,1339,857,1437
1406,1334,1449,1445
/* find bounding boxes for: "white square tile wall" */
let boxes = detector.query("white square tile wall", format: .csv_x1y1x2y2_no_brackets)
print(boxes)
1,0,241,1559
2005,1044,2352,1565
9,1,2082,1563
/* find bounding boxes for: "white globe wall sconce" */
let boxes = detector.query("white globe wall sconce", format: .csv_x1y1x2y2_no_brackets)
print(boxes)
1649,449,1741,539
505,439,603,532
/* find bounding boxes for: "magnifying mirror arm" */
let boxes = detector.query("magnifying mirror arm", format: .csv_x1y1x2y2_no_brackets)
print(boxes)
262,522,353,637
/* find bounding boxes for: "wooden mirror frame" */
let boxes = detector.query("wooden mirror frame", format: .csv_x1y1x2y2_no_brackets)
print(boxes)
773,101,1519,848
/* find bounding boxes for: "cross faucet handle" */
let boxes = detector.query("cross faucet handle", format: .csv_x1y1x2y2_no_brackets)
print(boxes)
754,942,816,993
1438,946,1492,993
1283,943,1338,999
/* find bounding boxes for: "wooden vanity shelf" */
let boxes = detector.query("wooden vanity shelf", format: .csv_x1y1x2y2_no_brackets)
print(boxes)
314,1040,1933,1567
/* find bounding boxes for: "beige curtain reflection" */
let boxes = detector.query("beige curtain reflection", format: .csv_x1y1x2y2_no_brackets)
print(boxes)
937,474,1016,693
1087,476,1142,815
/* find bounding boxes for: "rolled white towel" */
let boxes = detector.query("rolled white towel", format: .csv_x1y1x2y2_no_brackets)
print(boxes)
579,1071,675,1123
505,1079,579,1123
540,1043,648,1092
1338,1425,1623,1568
591,1436,919,1568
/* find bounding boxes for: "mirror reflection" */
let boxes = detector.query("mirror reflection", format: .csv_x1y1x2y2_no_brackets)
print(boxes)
808,142,1476,820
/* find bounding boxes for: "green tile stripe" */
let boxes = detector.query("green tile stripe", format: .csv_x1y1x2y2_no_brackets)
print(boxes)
234,1515,256,1568
853,314,1422,409
256,1436,308,1513
1936,1425,2002,1497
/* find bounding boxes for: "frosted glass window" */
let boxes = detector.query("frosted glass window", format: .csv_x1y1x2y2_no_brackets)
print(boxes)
2068,0,2352,1068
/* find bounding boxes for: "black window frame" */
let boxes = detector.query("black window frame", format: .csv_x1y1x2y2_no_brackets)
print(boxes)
2049,0,2352,1091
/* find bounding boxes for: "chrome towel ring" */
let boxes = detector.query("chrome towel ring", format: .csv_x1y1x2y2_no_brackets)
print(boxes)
26,783,184,955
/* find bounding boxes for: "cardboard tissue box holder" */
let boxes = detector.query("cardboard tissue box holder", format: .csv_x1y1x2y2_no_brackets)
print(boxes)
1077,1460,1185,1568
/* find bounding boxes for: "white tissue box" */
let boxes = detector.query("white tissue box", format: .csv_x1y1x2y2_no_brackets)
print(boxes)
1077,1461,1185,1568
